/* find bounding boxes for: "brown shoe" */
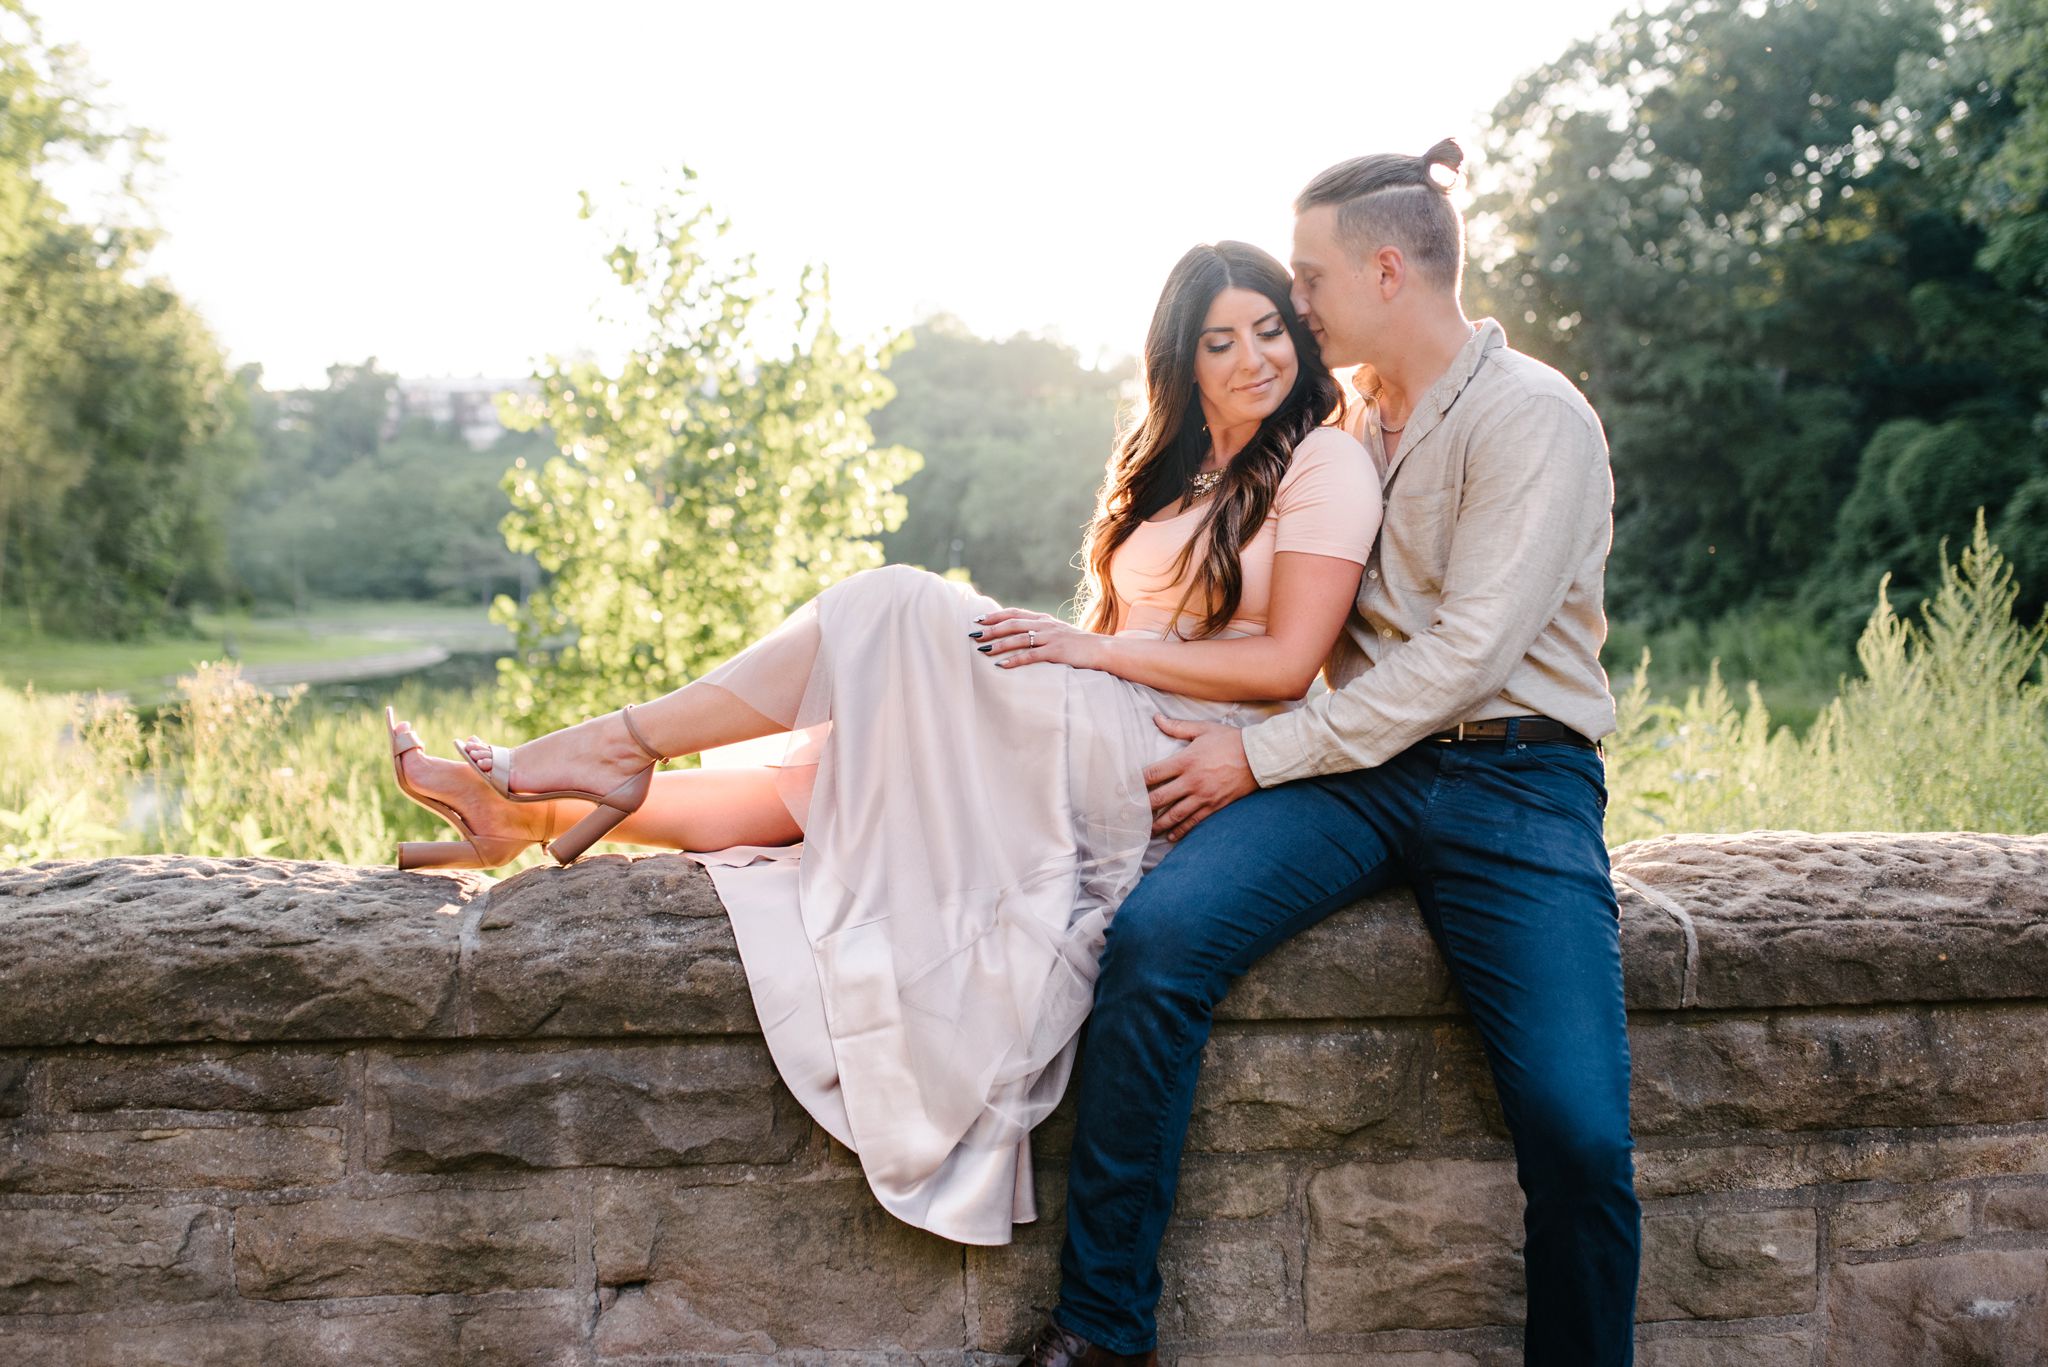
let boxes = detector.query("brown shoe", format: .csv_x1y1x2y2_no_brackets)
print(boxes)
1023,1313,1159,1366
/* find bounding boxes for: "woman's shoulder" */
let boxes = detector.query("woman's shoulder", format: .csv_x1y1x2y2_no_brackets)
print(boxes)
1279,424,1376,491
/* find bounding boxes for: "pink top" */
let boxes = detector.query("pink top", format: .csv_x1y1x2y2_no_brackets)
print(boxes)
1109,426,1381,639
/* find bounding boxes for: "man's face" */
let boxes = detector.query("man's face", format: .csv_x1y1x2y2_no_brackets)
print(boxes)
1290,204,1380,368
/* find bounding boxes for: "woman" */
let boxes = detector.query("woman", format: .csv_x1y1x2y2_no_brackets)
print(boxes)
387,241,1383,1244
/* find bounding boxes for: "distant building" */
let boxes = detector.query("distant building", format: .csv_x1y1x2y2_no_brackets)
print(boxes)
386,376,540,450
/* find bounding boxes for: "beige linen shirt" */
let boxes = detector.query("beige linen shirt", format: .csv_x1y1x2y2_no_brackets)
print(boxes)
1241,319,1617,787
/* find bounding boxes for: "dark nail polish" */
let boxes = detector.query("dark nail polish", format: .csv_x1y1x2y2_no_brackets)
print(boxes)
968,630,983,639
977,645,992,653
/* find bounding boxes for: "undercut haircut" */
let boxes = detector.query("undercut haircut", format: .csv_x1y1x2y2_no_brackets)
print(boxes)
1295,138,1467,293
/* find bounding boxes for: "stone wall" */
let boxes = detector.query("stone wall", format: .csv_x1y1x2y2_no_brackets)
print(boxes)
1,832,2044,1365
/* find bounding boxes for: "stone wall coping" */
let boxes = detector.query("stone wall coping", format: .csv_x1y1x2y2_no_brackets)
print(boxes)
1,831,2043,1049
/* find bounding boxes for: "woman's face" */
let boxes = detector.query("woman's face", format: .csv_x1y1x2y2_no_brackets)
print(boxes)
1191,286,1299,436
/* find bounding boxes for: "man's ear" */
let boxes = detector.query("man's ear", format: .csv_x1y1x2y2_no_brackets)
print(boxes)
1375,245,1407,299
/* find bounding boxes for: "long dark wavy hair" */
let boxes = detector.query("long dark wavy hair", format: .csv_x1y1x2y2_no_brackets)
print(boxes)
1076,241,1343,638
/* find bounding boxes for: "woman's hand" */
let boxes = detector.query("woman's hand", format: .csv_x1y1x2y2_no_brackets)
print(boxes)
971,608,1112,671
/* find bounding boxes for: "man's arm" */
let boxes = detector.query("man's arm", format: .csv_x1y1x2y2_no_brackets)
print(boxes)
1241,392,1610,787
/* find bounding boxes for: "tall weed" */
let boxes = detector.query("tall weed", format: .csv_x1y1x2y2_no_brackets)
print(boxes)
1606,516,2048,841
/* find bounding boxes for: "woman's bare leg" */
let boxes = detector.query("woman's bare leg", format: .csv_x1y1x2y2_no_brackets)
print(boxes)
459,601,825,799
393,722,801,854
605,766,802,850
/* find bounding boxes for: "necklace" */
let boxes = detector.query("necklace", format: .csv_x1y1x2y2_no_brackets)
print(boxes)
1187,467,1224,498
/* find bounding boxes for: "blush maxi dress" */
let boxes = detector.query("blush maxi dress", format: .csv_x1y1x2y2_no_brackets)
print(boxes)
681,428,1378,1245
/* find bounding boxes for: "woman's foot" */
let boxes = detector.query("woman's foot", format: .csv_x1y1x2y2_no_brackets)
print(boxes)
393,720,555,846
456,708,659,802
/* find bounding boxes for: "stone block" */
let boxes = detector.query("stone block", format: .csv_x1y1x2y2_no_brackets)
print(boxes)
467,854,759,1036
0,1298,588,1367
0,1203,230,1314
48,1048,346,1113
1306,1158,1524,1333
0,856,476,1047
1617,884,1692,1011
1614,832,2048,1008
1983,1181,2048,1232
1158,1226,1293,1338
0,1056,28,1117
1830,1188,1970,1250
1634,1334,1812,1367
1629,1006,2048,1135
593,1174,965,1354
1176,1153,1294,1220
1433,1021,1507,1140
1182,1354,1510,1367
965,1161,1066,1351
234,1185,577,1299
0,1123,343,1194
1634,1129,2048,1200
1189,1025,1428,1152
1825,1249,2048,1366
366,1041,809,1172
1638,1207,1815,1322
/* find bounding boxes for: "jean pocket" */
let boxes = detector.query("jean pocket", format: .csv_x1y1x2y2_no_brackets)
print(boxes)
1512,741,1608,815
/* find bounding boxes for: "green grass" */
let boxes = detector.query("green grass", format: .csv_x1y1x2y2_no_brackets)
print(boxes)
0,601,510,700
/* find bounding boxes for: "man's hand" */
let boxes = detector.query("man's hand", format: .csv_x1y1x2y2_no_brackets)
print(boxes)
1144,716,1258,841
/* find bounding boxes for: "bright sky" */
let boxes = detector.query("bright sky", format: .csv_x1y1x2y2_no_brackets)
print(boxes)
34,0,1626,388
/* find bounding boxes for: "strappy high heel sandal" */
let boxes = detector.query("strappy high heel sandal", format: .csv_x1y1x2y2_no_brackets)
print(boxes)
459,702,669,866
387,706,557,870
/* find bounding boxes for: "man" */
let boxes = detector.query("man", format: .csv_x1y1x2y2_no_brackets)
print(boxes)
1027,140,1641,1367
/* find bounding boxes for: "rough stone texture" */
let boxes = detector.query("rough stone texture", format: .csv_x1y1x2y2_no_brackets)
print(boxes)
1614,831,2048,1008
365,1040,809,1172
1634,1334,1813,1367
46,1048,346,1113
0,1057,30,1117
0,856,477,1046
1635,1129,2048,1199
1188,1026,1429,1151
234,1186,577,1299
1825,1249,2048,1365
1983,1181,2048,1232
1630,1005,2048,1134
1830,1187,1971,1250
0,1298,587,1367
1637,1208,1817,1322
1305,1158,1526,1333
0,1204,230,1314
468,852,759,1036
592,1175,965,1354
0,1123,344,1194
0,834,2042,1362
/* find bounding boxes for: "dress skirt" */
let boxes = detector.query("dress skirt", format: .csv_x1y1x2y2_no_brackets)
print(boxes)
684,565,1291,1246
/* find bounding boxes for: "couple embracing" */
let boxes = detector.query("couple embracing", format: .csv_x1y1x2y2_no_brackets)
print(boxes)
387,140,1640,1366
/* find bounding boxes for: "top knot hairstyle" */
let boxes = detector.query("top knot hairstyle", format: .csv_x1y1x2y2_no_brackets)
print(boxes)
1295,137,1468,293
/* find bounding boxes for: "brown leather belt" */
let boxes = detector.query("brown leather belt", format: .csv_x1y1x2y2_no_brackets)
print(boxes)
1425,716,1596,747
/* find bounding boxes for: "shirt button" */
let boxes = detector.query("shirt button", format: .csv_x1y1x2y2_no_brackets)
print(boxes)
1379,628,1394,639
1367,568,1379,580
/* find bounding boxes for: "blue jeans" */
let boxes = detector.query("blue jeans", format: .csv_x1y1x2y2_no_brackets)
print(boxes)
1053,735,1641,1365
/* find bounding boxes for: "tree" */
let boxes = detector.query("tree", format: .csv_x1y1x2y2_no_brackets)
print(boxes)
492,174,920,730
874,318,1127,609
1471,0,1951,630
0,0,252,637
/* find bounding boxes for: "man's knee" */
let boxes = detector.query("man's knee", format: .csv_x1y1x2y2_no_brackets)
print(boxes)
1515,1093,1637,1202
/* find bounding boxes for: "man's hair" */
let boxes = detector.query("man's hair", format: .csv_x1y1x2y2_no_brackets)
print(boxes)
1295,138,1467,293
